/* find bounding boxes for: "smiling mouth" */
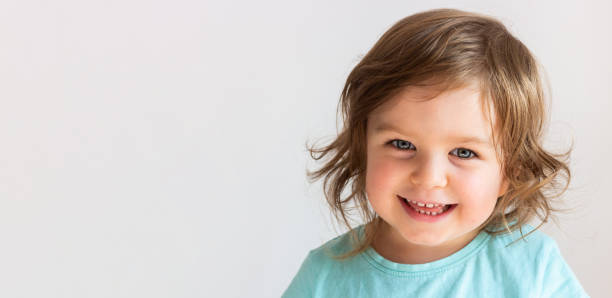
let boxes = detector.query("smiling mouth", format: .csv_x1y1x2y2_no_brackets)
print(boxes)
398,195,458,216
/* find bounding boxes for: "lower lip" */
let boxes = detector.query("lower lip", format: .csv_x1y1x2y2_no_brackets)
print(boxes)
398,196,457,223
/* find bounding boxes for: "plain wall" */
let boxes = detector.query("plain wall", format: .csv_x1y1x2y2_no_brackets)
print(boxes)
0,0,610,297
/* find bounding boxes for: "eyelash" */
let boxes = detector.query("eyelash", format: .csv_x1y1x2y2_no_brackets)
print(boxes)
387,139,478,159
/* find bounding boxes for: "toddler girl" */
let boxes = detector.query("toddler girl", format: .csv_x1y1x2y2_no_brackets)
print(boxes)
283,8,589,298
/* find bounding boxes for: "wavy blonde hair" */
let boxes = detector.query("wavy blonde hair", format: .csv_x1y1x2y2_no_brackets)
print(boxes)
305,8,572,260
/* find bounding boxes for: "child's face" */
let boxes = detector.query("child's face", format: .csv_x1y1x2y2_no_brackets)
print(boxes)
365,82,508,260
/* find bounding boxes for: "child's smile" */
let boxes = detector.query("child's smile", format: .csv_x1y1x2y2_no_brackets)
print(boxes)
398,196,458,222
365,82,509,264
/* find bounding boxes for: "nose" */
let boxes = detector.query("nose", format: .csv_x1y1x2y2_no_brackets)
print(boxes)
409,153,448,189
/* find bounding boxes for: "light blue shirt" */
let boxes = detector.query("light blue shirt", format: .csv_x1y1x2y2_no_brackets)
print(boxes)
282,224,588,297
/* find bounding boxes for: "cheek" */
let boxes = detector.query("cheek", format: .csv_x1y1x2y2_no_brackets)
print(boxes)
455,173,489,200
365,155,399,200
453,170,502,220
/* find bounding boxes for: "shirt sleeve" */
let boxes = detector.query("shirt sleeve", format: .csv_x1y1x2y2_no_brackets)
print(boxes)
539,239,590,298
282,250,316,298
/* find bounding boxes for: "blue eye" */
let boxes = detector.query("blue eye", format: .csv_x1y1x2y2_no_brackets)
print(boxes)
389,139,415,151
451,148,477,159
388,140,477,159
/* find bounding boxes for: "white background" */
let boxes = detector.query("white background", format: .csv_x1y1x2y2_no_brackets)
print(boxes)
0,0,610,297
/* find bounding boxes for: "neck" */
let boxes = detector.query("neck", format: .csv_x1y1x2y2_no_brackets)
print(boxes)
371,222,480,264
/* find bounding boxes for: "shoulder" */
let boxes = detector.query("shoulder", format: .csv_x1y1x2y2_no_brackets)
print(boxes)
488,224,556,254
484,224,589,297
282,227,363,298
485,224,569,271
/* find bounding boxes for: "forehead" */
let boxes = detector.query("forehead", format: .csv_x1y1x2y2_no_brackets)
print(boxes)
368,84,497,144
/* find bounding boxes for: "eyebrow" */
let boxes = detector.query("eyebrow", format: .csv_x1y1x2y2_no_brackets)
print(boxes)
374,122,493,146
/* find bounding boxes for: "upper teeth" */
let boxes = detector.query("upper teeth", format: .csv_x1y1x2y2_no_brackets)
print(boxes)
409,200,445,208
